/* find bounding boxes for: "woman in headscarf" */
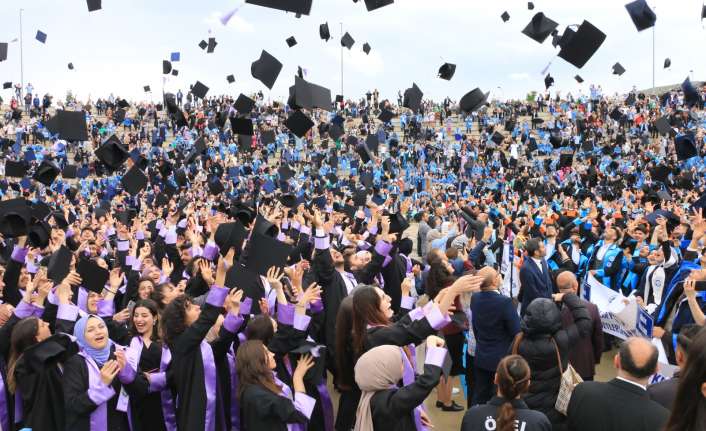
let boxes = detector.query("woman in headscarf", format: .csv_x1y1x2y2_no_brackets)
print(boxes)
353,336,448,431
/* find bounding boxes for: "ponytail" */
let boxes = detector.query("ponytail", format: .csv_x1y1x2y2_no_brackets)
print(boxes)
495,355,531,431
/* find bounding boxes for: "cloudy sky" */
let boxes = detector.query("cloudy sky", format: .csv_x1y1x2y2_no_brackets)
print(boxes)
0,0,704,104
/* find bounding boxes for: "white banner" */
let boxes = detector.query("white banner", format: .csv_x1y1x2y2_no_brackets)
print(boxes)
500,242,520,299
582,274,652,339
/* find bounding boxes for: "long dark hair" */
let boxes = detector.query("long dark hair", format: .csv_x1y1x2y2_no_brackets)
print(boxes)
160,295,191,349
236,340,281,399
129,299,160,342
664,328,706,431
334,296,354,390
7,317,40,393
351,285,389,357
245,315,275,345
495,355,531,431
425,258,456,300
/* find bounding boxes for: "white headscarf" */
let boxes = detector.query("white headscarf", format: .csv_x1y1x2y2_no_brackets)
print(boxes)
353,345,404,431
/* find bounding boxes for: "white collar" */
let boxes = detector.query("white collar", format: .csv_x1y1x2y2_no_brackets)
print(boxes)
616,376,647,391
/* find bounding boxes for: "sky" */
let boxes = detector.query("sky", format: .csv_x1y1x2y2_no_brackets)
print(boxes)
0,0,705,104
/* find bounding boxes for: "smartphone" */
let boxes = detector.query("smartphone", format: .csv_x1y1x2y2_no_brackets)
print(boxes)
127,300,136,316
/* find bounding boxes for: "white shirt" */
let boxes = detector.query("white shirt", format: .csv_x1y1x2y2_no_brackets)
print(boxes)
596,242,613,261
571,246,581,266
531,257,544,273
616,376,647,391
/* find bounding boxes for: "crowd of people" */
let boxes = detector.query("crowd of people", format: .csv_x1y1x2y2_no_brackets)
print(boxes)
0,76,704,431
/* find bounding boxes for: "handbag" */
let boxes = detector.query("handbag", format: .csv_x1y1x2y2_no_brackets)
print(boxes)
551,337,583,415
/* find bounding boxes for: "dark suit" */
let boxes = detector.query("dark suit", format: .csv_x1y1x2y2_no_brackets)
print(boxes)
519,258,555,315
567,378,669,431
560,299,603,380
647,374,679,411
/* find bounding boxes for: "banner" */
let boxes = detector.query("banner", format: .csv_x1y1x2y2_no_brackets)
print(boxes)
500,242,520,299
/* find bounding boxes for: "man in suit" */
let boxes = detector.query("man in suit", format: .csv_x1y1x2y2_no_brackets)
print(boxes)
519,238,555,315
470,266,521,405
557,271,604,381
567,337,670,431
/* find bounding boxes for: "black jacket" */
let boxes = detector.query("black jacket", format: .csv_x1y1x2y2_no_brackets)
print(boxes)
513,293,592,425
239,384,310,431
647,374,679,411
567,378,669,431
462,397,552,431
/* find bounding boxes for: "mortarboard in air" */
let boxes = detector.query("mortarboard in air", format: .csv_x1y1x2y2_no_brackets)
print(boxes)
559,153,574,168
5,160,27,178
251,50,283,89
207,176,225,195
121,164,148,195
501,11,510,22
612,62,626,76
286,36,297,47
47,246,72,283
292,76,332,110
363,43,371,54
575,75,584,83
2,82,11,89
557,20,606,69
279,193,297,208
320,23,331,41
198,40,208,50
0,43,6,62
522,12,558,44
366,134,380,153
207,37,218,53
459,88,488,113
389,212,409,233
191,81,209,99
528,2,534,10
663,58,671,68
341,32,355,50
62,164,78,179
245,232,294,276
35,31,47,44
245,0,312,15
285,110,314,138
438,63,456,80
33,160,60,186
0,199,31,238
490,131,504,145
609,107,623,122
356,142,373,164
162,60,172,74
143,85,151,92
650,165,670,182
261,129,276,144
328,123,344,140
227,74,235,84
95,135,130,170
403,83,423,113
76,259,110,294
231,117,254,135
170,52,180,62
234,94,256,114
703,5,706,19
87,0,101,12
278,165,295,181
214,221,247,256
625,0,656,32
68,63,74,70
113,108,126,124
544,73,554,89
654,116,671,135
171,69,179,76
675,133,698,160
45,110,88,141
378,109,394,123
682,77,702,108
28,219,51,248
364,0,394,11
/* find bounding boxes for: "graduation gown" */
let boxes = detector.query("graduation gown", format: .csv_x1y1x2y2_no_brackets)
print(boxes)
239,384,312,431
126,337,166,431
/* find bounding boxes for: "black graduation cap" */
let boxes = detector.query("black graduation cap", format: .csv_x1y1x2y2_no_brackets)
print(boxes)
28,219,51,248
0,198,30,238
320,22,331,41
113,108,126,124
559,153,574,168
544,73,554,89
245,232,294,276
2,82,11,89
214,221,247,257
682,77,702,108
609,107,623,122
0,42,6,62
459,88,488,113
278,165,295,181
207,37,217,53
625,93,636,106
45,110,89,141
655,116,671,135
95,134,130,170
68,63,74,70
378,109,394,123
363,42,371,54
47,246,72,284
625,0,656,32
356,143,373,164
522,12,559,43
285,110,314,138
557,20,606,69
251,50,283,89
171,69,179,76
87,0,101,11
575,75,584,83
162,60,172,74
341,32,355,50
528,1,534,9
286,36,297,47
402,83,423,113
198,40,208,50
650,165,670,182
207,175,225,195
490,131,504,145
692,193,706,211
438,63,456,80
365,134,380,153
5,160,27,178
291,76,332,110
501,11,510,22
663,58,671,68
261,129,276,144
121,164,148,195
234,94,256,114
227,74,235,84
76,259,109,294
231,117,254,136
328,123,344,140
612,62,626,76
675,133,698,160
363,0,394,11
33,160,60,186
191,81,209,99
35,30,47,44
245,0,313,15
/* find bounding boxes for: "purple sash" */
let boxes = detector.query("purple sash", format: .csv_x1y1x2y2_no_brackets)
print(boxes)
0,368,8,431
201,341,217,431
400,348,426,431
159,347,177,431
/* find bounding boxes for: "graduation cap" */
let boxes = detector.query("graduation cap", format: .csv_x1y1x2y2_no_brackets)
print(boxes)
233,94,256,114
207,175,225,195
522,12,559,43
356,143,374,164
245,232,294,276
121,164,148,195
214,221,248,257
655,116,671,135
320,23,331,41
86,0,101,11
663,58,671,68
245,0,312,15
291,76,332,110
278,165,295,181
612,62,626,76
459,88,488,113
341,32,355,50
625,0,656,32
251,50,283,89
113,108,126,124
68,63,74,70
46,110,88,142
47,246,72,284
0,198,30,238
438,63,456,80
284,110,314,138
363,0,394,11
365,134,380,153
692,193,706,212
33,160,60,186
650,164,670,182
402,83,423,113
76,259,109,294
162,60,172,74
198,40,208,50
501,11,510,22
378,109,394,123
171,69,179,76
559,152,574,168
5,160,27,178
231,117,254,136
207,37,217,53
490,131,504,145
261,129,276,144
35,30,47,44
2,82,10,89
609,107,623,122
527,1,534,9
286,36,297,47
170,52,180,62
682,77,702,108
557,20,606,69
575,75,584,83
544,73,554,89
675,133,699,160
95,135,130,170
191,81,209,99
226,74,235,84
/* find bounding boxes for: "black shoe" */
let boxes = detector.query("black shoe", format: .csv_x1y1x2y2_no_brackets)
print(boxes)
440,401,464,412
435,401,443,408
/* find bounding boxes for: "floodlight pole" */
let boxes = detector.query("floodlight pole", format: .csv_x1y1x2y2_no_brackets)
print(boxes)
340,22,344,99
19,8,24,96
